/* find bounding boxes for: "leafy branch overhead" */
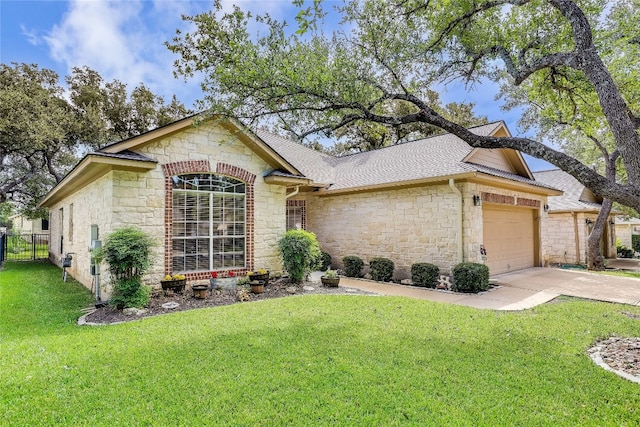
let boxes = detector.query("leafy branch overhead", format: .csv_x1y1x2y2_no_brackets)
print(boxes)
0,63,190,216
167,0,640,212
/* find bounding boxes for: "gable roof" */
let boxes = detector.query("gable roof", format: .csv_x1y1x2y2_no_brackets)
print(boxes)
99,115,303,176
39,117,559,208
533,169,603,212
260,121,558,195
39,116,306,208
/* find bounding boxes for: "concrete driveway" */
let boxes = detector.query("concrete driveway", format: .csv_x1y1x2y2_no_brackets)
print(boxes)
493,267,640,306
326,266,640,311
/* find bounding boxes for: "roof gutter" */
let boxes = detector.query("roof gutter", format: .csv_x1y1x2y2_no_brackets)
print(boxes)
286,185,300,199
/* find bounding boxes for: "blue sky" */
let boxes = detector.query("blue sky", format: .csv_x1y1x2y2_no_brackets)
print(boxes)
1,0,553,171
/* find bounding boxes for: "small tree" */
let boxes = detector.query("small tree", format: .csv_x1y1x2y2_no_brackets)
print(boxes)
102,227,155,309
278,230,321,283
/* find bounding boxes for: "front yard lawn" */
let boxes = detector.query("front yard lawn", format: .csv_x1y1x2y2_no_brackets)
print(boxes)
1,262,639,426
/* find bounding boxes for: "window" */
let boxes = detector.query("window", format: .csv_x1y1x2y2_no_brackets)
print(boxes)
59,208,64,255
68,203,74,242
286,200,306,230
171,174,246,272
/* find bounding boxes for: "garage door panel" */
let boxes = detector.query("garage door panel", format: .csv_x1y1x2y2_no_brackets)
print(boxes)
483,206,535,275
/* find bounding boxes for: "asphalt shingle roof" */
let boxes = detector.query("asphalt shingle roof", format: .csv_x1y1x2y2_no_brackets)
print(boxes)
259,122,553,192
92,150,157,163
533,169,602,211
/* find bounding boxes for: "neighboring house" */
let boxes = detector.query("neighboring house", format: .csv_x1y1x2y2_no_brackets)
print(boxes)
534,169,617,265
9,214,49,234
615,217,640,250
39,117,560,296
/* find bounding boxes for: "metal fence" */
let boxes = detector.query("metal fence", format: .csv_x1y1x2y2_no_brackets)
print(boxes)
0,233,4,267
2,233,50,261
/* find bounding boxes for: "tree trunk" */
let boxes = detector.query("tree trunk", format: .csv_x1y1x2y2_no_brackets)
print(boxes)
586,198,613,271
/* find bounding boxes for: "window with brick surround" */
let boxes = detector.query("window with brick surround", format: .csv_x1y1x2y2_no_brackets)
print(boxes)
171,174,246,272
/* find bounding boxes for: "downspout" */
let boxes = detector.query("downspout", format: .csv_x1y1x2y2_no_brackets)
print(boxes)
286,185,300,199
449,179,464,264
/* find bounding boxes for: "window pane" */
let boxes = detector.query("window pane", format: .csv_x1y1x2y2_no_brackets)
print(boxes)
172,174,246,273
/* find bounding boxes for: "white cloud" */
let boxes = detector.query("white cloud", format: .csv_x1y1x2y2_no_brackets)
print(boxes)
42,0,204,105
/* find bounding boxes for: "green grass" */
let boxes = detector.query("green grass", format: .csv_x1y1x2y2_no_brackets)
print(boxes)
5,237,48,260
1,262,640,426
598,269,640,279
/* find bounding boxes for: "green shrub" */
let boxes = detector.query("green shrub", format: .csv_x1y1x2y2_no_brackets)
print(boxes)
632,235,640,254
110,277,151,309
318,251,332,271
369,257,394,282
103,227,155,309
103,227,155,280
617,245,633,258
278,230,321,283
343,256,364,278
411,263,439,288
451,262,490,293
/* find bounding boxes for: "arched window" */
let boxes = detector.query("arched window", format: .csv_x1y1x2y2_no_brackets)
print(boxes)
171,174,246,272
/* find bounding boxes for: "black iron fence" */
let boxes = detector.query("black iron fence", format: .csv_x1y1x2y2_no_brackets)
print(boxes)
0,233,4,267
2,233,49,261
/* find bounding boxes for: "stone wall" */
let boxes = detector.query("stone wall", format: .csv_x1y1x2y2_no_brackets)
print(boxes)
616,223,639,249
540,211,617,265
301,180,547,279
303,184,466,278
48,172,114,292
47,122,287,297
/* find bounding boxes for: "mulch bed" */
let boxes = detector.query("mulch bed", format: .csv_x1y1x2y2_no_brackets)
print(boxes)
83,278,375,325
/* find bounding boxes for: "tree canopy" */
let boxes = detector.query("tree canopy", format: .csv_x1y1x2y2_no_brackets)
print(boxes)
167,0,640,212
0,63,190,216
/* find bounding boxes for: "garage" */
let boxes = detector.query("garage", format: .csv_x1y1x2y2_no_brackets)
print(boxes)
483,205,537,275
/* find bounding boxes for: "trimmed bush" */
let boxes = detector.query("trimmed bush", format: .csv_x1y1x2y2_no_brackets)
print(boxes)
318,251,332,271
632,235,640,254
617,244,633,258
411,263,439,288
110,277,151,310
451,262,490,293
278,230,321,283
343,256,364,278
102,226,155,309
369,257,394,282
103,227,155,280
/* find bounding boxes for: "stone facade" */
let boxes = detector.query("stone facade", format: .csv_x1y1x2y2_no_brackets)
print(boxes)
300,180,547,279
47,122,287,297
616,222,640,249
540,211,616,265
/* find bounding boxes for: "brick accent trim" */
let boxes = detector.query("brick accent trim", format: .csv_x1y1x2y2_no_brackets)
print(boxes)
162,161,256,280
516,197,541,208
216,162,256,184
481,192,515,205
162,160,211,176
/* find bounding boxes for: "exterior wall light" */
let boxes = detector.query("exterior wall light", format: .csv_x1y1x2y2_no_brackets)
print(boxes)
543,204,549,213
609,220,615,226
473,195,482,206
585,219,594,225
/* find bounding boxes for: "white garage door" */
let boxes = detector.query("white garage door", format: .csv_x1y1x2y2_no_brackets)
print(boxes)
483,205,536,275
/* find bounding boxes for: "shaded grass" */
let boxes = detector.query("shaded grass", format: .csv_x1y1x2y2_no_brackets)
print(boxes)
598,269,640,279
1,262,640,426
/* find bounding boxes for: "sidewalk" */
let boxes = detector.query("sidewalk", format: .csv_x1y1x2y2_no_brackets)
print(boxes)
309,272,556,311
310,267,640,311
